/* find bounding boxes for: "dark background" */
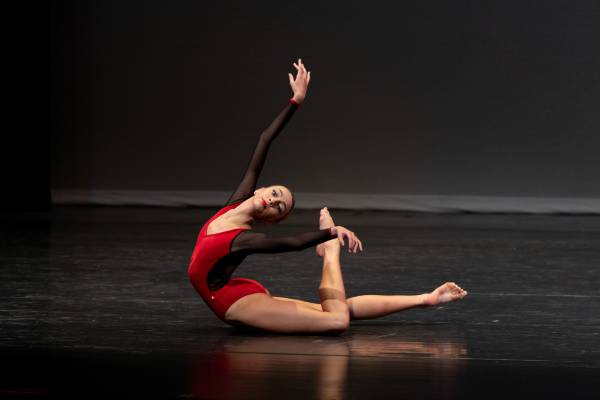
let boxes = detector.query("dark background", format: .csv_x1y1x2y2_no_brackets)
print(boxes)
2,4,600,396
45,1,600,208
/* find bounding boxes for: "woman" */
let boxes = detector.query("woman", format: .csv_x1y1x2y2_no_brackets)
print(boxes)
188,59,467,334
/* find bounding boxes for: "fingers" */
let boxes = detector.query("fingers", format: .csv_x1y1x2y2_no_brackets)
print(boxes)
335,227,345,247
336,228,364,253
293,59,303,74
342,229,359,253
449,282,468,297
292,58,309,82
349,233,359,253
349,234,362,253
288,73,294,86
346,233,355,252
301,61,308,80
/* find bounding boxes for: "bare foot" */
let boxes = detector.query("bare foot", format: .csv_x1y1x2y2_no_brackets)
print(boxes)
424,282,468,306
316,207,337,257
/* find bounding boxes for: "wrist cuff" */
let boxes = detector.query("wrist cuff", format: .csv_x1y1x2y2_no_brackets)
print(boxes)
289,98,301,107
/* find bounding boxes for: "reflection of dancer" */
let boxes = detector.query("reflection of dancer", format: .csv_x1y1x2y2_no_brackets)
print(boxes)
191,332,467,399
188,59,467,333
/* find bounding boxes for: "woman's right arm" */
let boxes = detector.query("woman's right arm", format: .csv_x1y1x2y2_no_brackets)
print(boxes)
225,101,299,205
225,59,311,205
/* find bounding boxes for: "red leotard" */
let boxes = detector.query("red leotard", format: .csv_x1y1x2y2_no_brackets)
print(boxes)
188,202,268,321
187,100,334,323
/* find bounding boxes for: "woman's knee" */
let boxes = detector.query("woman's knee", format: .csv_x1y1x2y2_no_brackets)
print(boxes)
328,312,350,333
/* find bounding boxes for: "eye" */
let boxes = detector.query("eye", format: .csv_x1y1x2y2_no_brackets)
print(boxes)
272,190,277,197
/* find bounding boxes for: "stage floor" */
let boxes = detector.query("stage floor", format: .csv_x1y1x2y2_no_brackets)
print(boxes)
2,206,599,399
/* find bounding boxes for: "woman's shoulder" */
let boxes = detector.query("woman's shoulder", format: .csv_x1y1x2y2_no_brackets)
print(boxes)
224,196,251,208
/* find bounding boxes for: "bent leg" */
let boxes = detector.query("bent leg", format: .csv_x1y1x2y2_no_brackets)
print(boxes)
225,239,348,333
225,293,348,333
225,208,349,334
316,208,349,323
273,296,322,311
318,239,348,319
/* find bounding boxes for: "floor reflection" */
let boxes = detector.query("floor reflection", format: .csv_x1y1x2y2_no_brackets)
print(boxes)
188,332,467,400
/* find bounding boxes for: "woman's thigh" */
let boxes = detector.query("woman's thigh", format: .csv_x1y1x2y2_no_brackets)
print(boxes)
272,296,322,312
225,293,345,334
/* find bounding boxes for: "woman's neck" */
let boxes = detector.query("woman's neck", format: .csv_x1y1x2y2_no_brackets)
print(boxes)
222,198,255,228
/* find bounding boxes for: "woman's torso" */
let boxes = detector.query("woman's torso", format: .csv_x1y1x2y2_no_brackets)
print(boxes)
188,202,249,293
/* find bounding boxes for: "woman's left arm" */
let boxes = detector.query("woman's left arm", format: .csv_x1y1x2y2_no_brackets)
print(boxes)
231,226,363,254
226,59,311,205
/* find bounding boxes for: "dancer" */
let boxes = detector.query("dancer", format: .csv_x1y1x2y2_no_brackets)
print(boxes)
188,59,467,333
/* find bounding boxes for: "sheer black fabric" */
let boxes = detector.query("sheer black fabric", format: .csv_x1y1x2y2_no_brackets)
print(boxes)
225,102,298,206
232,229,334,254
208,229,334,290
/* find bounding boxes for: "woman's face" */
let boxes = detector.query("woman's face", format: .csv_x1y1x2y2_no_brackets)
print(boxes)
253,185,294,223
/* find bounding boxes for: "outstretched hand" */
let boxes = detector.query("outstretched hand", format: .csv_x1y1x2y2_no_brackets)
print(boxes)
331,226,364,253
288,58,311,105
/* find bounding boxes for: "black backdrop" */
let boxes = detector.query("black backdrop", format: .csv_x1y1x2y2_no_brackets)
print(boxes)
50,1,600,200
2,3,51,211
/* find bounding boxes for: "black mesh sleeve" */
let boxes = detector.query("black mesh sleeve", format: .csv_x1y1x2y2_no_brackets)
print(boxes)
231,229,334,254
226,101,299,206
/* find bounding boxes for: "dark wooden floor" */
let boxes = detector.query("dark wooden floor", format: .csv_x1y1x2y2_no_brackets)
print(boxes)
1,207,599,399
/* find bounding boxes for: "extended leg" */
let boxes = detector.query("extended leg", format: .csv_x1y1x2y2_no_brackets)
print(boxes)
349,281,467,319
347,294,427,320
276,282,468,320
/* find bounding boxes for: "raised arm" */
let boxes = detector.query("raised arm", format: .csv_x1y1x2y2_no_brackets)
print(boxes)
226,59,311,205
